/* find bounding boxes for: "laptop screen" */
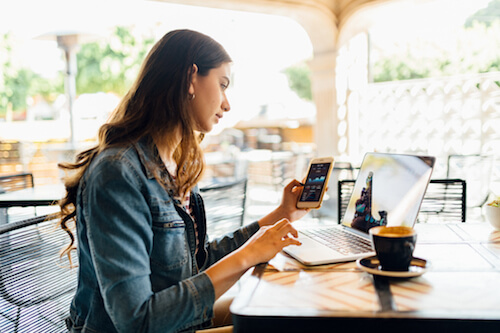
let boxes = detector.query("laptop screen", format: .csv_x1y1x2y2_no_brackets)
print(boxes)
342,153,435,233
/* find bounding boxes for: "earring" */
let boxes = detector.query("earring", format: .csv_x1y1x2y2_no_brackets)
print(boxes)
189,93,195,101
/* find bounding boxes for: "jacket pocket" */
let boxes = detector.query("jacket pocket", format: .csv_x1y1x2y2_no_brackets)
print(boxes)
150,218,189,270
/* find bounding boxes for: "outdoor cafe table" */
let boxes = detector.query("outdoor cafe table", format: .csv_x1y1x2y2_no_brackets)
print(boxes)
0,183,64,223
230,221,500,332
0,183,64,208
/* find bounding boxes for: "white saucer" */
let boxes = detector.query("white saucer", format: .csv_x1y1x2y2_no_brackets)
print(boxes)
356,255,428,278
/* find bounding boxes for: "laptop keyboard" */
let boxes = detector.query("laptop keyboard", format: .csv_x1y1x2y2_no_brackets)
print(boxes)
300,227,373,255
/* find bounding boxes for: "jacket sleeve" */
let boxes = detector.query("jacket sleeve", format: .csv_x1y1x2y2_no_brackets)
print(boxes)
205,221,260,268
191,190,260,269
82,156,215,333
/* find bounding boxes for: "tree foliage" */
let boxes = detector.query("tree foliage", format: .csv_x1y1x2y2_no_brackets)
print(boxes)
465,0,500,27
284,2,500,95
372,0,500,82
76,26,155,95
0,26,154,118
283,63,313,101
0,33,62,116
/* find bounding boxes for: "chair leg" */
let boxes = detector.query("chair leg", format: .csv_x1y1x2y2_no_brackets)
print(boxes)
14,306,20,333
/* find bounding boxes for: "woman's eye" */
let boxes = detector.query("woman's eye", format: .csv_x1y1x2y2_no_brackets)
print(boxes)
221,83,228,90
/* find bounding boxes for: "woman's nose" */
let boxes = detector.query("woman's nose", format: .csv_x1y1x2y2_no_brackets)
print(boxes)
222,98,230,112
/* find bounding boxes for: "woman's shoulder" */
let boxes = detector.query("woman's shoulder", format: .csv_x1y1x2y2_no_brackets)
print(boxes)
85,144,145,182
92,145,140,168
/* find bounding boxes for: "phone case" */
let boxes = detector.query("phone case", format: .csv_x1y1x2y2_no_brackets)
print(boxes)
296,157,334,209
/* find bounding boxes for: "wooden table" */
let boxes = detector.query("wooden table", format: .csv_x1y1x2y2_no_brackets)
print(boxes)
230,221,500,332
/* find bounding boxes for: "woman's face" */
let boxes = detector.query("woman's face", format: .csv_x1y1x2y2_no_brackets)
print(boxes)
189,62,231,133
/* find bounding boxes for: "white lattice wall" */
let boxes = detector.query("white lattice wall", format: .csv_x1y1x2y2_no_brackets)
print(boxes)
356,72,500,178
337,33,500,198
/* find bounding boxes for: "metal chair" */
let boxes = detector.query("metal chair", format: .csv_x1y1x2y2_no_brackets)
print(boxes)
417,179,467,223
338,178,467,224
0,172,34,193
337,179,356,224
446,154,494,208
200,178,247,240
0,213,77,332
319,161,356,220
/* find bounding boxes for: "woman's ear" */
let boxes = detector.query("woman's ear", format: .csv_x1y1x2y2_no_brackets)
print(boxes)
189,64,199,95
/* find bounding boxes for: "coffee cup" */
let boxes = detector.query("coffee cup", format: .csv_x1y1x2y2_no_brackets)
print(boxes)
369,226,417,271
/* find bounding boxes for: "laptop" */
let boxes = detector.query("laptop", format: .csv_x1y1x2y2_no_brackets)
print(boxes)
283,152,435,266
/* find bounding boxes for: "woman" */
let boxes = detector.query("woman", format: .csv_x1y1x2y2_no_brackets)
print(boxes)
59,29,309,333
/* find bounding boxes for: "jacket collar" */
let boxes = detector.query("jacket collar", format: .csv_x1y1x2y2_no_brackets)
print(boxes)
134,135,199,195
134,136,166,180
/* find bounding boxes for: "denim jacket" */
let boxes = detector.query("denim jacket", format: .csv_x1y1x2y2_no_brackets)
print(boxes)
66,137,260,333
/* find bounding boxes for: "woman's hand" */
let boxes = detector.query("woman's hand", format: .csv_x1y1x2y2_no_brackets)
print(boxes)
258,179,310,227
239,218,301,266
205,218,301,299
278,179,311,222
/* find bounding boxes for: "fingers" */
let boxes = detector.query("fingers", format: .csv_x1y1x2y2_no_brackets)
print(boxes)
282,237,302,247
285,179,305,191
282,231,302,245
274,218,291,228
245,218,302,265
275,219,298,233
273,218,299,238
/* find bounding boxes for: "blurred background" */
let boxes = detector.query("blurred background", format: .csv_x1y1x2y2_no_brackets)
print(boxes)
1,0,499,222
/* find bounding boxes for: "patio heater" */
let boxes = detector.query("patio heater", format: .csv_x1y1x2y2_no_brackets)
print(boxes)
57,33,79,149
36,30,97,150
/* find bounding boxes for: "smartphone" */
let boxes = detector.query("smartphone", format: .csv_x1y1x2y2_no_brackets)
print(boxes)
296,156,334,209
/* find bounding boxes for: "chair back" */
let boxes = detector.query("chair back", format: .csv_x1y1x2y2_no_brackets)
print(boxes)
447,154,493,208
0,173,34,193
0,213,77,332
337,179,356,224
338,178,466,224
417,179,466,223
200,178,247,240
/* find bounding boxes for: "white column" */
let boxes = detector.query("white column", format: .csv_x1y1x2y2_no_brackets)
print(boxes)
308,50,339,157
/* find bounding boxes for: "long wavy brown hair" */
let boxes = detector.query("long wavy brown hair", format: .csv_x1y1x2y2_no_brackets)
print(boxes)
58,29,232,262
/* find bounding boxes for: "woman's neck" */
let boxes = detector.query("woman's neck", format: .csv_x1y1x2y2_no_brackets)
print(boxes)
154,132,181,172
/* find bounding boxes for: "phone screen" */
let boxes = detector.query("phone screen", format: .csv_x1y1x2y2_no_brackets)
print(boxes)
299,162,332,202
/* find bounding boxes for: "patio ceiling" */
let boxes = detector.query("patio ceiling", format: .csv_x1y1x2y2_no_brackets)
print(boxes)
153,0,393,55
